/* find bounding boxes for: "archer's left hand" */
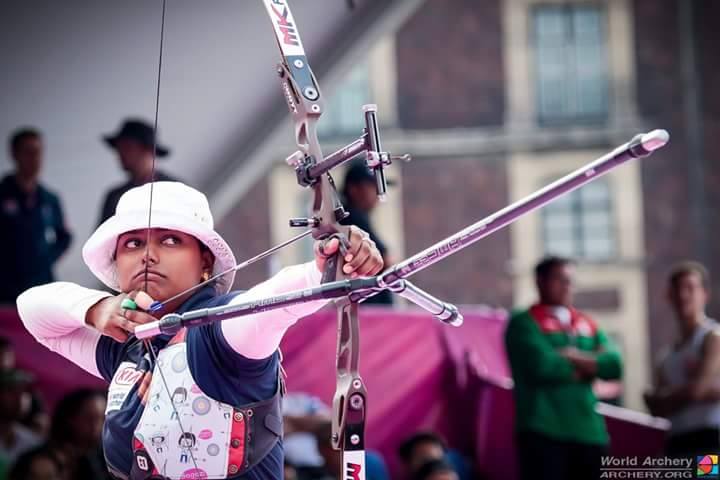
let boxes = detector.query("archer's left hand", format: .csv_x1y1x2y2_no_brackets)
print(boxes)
315,226,384,278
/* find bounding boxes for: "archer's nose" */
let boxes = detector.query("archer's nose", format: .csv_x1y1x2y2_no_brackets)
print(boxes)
142,244,159,265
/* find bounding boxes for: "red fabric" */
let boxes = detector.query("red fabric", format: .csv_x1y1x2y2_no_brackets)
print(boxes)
227,410,247,475
529,304,598,336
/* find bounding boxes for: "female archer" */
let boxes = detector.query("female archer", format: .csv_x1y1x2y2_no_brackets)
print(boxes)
17,181,383,480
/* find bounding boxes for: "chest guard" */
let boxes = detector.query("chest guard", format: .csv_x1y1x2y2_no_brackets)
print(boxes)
129,340,283,480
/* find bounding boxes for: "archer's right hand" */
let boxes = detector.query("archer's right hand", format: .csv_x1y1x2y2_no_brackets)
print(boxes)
85,291,156,342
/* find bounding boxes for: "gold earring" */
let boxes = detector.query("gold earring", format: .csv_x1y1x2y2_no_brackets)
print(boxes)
201,271,210,282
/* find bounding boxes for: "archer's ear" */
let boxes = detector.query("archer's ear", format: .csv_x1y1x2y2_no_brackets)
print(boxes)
201,249,215,272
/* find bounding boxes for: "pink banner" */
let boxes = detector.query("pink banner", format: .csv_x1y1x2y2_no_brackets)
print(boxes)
279,305,509,476
0,307,107,408
3,304,666,479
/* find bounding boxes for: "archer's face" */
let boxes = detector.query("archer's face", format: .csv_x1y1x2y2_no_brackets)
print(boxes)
115,228,214,308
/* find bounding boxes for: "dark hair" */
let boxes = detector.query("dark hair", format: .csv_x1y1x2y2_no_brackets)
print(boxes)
534,255,574,281
9,446,63,480
178,432,196,447
398,431,447,463
9,127,41,153
414,459,456,480
341,157,374,196
50,388,105,443
669,261,710,290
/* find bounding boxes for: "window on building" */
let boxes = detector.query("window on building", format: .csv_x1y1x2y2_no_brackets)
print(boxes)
317,62,370,138
541,177,615,260
533,5,608,124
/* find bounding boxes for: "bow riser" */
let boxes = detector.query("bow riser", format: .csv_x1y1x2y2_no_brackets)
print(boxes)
263,1,368,478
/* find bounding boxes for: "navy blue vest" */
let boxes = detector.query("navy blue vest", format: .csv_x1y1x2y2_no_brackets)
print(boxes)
97,287,283,479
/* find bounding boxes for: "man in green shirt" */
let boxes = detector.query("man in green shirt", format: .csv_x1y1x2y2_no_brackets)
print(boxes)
505,256,622,480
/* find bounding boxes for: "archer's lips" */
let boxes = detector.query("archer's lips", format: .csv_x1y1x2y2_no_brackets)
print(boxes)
133,269,167,281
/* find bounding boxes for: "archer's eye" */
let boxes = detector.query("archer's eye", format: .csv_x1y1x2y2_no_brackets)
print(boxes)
123,238,143,249
162,235,181,246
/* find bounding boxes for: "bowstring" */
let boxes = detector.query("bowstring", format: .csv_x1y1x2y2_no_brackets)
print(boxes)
143,0,200,473
143,0,166,291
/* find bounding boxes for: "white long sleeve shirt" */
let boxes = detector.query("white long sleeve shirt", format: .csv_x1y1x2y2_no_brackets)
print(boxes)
16,261,327,379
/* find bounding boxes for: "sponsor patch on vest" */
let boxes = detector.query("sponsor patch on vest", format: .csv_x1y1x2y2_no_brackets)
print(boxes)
107,361,143,413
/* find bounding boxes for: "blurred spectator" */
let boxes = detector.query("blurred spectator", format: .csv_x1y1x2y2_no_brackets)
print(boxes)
505,256,622,480
414,459,459,480
20,392,50,439
340,159,394,305
0,368,41,467
284,460,299,480
98,118,177,224
0,128,71,304
46,388,110,479
0,337,15,370
8,446,62,480
283,392,331,473
644,261,720,456
0,337,49,438
398,431,469,480
310,419,339,480
398,432,447,475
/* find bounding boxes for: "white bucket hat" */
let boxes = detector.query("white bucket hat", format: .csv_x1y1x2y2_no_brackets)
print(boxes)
82,182,237,294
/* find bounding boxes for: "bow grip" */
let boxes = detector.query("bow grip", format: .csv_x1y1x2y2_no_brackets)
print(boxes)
318,227,352,285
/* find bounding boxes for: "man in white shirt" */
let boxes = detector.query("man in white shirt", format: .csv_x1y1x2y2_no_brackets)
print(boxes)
645,261,720,456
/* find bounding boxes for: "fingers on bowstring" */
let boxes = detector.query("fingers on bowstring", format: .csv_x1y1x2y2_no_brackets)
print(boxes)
109,326,130,343
123,308,157,327
134,291,155,310
115,309,139,336
119,291,157,337
125,290,156,310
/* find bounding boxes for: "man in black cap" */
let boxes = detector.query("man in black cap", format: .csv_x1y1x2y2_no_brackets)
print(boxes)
98,118,177,224
0,128,72,304
340,159,394,305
